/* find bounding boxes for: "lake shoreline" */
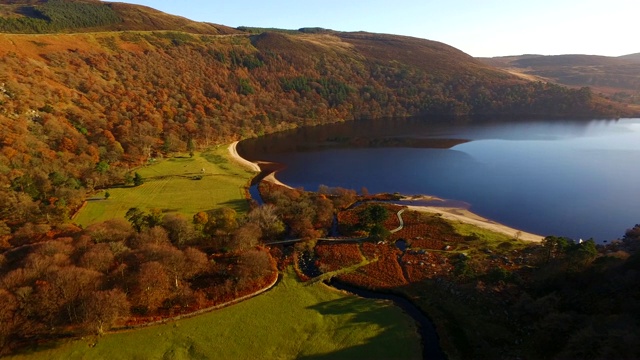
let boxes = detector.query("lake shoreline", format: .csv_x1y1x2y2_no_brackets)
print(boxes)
228,142,544,242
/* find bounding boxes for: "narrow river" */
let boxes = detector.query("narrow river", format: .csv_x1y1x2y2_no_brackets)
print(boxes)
329,280,446,360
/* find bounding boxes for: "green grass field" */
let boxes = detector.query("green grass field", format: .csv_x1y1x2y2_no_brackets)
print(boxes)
11,269,422,360
452,222,529,253
74,147,256,226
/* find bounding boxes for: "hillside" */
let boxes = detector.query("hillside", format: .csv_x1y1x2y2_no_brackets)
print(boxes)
0,0,636,234
480,53,640,104
1,2,640,358
620,52,640,62
0,0,239,34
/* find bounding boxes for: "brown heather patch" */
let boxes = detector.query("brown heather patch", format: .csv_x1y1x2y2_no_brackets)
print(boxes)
315,243,363,272
339,242,407,289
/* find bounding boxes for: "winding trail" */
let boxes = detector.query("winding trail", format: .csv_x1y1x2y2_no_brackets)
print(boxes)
391,208,406,234
265,208,407,245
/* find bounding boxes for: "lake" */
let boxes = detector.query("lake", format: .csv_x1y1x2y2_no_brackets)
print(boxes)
237,117,640,242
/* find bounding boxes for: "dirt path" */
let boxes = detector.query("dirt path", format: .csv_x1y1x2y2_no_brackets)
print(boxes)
390,208,406,233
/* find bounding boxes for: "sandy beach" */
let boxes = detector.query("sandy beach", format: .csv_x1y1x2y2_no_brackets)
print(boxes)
406,205,543,242
228,141,293,189
228,141,260,172
262,171,293,189
228,141,543,242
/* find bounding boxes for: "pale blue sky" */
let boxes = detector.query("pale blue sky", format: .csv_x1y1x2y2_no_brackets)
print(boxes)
112,0,637,57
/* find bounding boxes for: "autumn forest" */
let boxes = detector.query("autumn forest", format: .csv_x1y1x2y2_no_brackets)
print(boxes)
1,0,639,358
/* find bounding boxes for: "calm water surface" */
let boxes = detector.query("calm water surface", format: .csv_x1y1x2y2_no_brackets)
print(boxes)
238,117,640,242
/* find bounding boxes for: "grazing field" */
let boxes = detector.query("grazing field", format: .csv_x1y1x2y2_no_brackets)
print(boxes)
10,269,422,360
74,147,256,226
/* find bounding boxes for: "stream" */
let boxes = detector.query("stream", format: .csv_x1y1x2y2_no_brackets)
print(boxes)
329,280,446,360
243,149,446,359
296,251,446,360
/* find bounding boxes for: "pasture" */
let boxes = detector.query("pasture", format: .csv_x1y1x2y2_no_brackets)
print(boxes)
73,147,256,226
10,269,422,360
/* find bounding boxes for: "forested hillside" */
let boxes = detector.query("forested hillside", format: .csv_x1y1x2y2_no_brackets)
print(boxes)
0,0,635,236
0,0,237,34
1,2,640,358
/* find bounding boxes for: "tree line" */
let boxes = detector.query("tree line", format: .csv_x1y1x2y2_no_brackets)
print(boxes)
0,202,288,354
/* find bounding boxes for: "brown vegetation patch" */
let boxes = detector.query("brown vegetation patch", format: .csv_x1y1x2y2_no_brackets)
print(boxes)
315,243,363,272
339,242,406,289
401,251,452,283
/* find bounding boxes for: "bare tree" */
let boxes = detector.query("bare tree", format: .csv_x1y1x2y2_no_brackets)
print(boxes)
233,250,273,290
80,289,129,334
132,261,171,313
78,243,114,273
84,219,134,243
229,223,262,251
162,213,197,246
246,204,285,240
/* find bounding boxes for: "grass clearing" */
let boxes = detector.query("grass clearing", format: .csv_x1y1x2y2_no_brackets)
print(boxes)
10,269,422,360
452,222,529,255
74,147,256,226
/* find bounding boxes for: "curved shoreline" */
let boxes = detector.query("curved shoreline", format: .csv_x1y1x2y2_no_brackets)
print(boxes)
406,205,543,242
228,141,543,242
228,141,261,172
228,141,293,189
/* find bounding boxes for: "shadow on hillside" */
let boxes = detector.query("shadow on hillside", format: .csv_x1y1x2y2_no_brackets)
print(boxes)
8,338,70,358
215,199,250,213
16,6,48,20
299,296,423,360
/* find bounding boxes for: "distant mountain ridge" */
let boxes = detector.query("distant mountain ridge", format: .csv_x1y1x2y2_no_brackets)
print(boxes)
480,53,640,105
619,52,640,62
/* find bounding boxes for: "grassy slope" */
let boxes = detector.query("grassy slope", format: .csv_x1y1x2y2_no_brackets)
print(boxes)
10,269,422,360
74,146,255,226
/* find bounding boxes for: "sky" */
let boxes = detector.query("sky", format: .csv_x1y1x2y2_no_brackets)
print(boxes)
113,0,638,57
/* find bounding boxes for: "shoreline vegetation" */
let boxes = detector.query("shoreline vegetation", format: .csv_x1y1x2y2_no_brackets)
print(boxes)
228,142,543,243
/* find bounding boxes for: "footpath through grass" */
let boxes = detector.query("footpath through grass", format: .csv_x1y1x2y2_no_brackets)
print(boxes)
74,147,256,226
11,269,422,360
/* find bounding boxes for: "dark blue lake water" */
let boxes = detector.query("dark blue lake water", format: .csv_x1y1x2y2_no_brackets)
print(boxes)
238,117,640,242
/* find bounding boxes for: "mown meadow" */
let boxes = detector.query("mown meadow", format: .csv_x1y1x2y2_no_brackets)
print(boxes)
74,146,255,226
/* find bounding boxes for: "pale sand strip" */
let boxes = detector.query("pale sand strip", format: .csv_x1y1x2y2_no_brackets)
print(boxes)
406,205,544,243
228,141,260,172
262,171,293,189
228,141,293,189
